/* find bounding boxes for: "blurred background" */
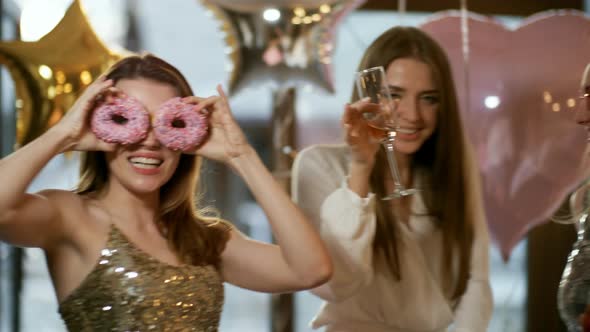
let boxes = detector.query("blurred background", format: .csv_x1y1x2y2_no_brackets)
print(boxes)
0,0,588,331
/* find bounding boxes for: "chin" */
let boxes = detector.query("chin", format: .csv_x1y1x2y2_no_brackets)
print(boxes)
127,179,166,195
394,142,424,155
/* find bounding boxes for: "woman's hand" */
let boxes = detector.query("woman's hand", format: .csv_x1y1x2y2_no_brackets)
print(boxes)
342,99,382,168
51,77,121,152
183,85,251,164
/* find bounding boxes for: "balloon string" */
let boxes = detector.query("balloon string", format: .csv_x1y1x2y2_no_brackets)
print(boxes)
460,0,470,123
398,0,407,25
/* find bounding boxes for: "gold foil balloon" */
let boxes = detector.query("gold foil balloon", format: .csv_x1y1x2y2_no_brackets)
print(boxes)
201,0,365,95
0,0,127,148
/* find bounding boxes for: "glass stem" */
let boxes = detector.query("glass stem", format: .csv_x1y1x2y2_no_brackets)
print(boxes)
578,213,588,242
383,131,404,191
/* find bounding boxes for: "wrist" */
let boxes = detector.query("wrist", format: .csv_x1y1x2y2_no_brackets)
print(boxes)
347,160,374,198
45,126,76,154
227,145,259,173
349,159,374,177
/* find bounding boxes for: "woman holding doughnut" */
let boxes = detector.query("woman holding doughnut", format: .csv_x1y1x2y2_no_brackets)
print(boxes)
0,53,332,331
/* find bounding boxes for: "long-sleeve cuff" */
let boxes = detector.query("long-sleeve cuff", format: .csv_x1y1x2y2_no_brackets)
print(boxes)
319,178,376,240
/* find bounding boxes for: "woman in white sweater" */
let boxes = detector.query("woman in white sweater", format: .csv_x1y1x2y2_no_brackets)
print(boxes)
292,26,493,332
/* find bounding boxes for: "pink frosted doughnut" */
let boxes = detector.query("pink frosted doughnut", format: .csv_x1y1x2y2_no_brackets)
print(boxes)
153,97,209,151
91,96,150,144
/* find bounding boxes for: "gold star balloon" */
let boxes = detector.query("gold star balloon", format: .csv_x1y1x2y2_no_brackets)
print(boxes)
201,0,365,95
0,0,128,148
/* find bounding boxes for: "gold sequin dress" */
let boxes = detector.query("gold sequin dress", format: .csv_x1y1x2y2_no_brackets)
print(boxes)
59,225,224,331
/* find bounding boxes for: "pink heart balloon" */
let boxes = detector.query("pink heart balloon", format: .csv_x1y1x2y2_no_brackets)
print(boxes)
421,10,590,260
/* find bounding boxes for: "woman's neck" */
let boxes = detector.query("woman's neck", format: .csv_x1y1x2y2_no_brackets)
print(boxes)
98,182,161,232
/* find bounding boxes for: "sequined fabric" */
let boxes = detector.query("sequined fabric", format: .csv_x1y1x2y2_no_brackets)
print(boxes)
59,225,224,331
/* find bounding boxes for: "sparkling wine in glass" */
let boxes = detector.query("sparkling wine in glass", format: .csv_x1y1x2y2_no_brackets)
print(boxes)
355,66,419,199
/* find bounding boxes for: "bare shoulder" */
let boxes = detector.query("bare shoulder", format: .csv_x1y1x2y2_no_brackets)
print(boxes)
41,190,100,220
39,189,86,227
37,188,81,206
221,227,251,258
41,190,110,249
223,227,245,247
0,189,83,249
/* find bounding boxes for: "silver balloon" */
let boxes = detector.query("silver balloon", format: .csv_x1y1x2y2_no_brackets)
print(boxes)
558,179,590,332
557,63,590,332
201,0,365,95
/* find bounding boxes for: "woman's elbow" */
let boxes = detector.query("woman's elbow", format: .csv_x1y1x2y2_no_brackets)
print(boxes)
301,256,333,289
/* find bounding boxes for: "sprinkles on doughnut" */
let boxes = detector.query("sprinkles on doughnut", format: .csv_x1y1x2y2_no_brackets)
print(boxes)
91,96,150,145
153,97,209,151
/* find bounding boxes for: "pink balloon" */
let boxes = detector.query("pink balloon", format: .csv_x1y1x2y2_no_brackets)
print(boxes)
421,10,590,260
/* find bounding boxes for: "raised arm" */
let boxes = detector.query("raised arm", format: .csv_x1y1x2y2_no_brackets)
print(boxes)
290,101,384,301
186,85,332,293
292,145,377,302
0,78,115,249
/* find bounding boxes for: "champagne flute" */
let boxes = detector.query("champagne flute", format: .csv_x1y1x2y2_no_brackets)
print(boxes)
582,84,590,142
355,66,419,199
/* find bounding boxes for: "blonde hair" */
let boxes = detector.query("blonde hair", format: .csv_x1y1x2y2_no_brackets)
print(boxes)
77,54,231,267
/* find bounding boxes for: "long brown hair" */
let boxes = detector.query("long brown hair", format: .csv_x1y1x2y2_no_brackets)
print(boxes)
76,53,230,267
352,27,474,300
